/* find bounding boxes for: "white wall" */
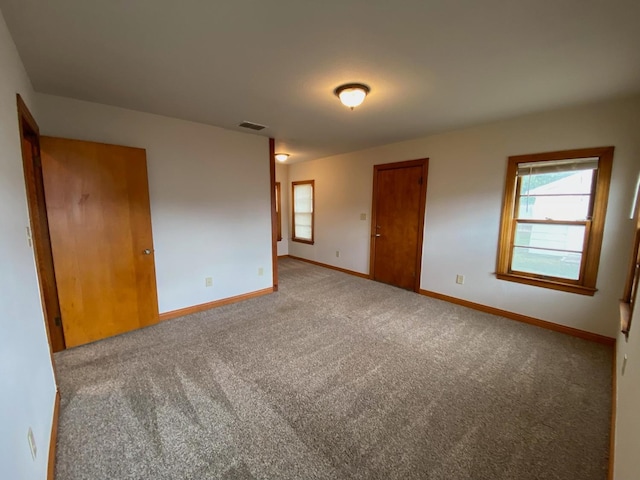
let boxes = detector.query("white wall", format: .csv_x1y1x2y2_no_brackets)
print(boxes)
276,162,289,256
0,10,57,480
35,94,273,314
289,95,640,338
289,156,373,271
615,299,640,479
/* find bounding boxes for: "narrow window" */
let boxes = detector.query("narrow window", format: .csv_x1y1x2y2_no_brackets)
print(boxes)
275,182,282,242
497,147,614,295
292,180,314,244
621,182,640,336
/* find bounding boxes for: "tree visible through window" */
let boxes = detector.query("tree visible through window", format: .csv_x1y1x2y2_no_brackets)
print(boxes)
497,147,614,295
292,180,314,244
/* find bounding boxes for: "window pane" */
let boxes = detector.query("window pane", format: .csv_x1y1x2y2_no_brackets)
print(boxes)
294,184,313,213
294,225,312,240
517,169,593,220
517,194,591,221
519,169,594,196
295,212,312,227
294,212,312,240
512,247,582,280
514,223,585,253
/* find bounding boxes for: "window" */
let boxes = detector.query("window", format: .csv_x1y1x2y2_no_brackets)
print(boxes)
292,180,314,244
621,181,640,336
275,182,282,242
497,147,614,295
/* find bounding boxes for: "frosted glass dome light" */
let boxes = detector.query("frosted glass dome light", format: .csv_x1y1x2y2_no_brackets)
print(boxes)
334,83,370,110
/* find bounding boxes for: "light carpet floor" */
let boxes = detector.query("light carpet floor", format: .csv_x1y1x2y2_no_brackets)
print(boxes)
53,257,612,479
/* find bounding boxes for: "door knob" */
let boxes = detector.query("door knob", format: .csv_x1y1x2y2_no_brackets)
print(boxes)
374,234,381,237
143,249,152,255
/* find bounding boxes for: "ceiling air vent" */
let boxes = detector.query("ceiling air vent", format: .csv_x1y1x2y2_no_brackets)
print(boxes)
238,121,267,131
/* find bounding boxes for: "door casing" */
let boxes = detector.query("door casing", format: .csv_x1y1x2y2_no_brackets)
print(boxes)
17,94,66,353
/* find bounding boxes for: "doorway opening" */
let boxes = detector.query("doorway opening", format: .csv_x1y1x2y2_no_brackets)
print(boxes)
17,94,66,352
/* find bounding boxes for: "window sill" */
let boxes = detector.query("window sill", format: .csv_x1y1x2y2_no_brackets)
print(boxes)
292,238,314,245
496,273,597,296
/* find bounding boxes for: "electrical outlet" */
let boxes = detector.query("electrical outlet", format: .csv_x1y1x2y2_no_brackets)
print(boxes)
456,274,465,285
336,250,340,258
27,427,37,460
258,267,264,276
205,277,213,287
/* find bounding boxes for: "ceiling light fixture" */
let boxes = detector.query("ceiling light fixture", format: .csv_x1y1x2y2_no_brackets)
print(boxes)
275,153,289,162
334,83,370,110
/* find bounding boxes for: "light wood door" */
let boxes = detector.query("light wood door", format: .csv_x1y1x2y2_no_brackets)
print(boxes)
40,137,159,348
370,159,428,291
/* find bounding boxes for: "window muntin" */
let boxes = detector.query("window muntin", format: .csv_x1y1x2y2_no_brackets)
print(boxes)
497,147,614,295
292,180,314,244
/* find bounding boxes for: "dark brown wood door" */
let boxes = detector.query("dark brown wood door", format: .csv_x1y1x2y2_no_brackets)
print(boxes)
371,159,428,291
40,137,159,348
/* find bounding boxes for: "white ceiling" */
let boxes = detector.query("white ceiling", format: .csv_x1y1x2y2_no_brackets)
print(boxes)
2,0,640,163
